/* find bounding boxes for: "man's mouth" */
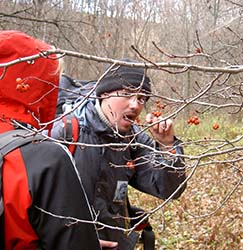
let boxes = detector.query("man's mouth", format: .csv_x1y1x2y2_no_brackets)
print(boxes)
123,113,137,123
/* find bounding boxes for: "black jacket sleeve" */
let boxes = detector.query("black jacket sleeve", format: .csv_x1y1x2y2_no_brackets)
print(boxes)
22,141,101,250
129,127,187,200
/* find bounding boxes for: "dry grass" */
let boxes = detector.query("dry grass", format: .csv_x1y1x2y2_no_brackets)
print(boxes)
129,163,243,250
129,116,243,250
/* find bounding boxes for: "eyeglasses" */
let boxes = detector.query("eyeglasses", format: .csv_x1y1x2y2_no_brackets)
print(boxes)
115,91,147,105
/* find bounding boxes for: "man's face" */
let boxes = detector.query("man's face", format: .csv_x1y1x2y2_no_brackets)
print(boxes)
100,90,147,132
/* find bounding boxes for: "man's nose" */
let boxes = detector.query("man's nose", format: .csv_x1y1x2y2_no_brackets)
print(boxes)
129,96,140,108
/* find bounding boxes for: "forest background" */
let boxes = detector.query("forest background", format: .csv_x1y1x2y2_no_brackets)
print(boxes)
1,0,242,249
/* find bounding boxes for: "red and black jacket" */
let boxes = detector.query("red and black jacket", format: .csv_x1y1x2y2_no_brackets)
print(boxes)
2,129,101,250
0,31,101,250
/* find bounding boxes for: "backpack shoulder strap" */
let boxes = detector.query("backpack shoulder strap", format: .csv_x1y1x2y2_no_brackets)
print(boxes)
60,98,92,155
54,99,91,155
61,114,79,154
0,129,44,157
0,129,44,215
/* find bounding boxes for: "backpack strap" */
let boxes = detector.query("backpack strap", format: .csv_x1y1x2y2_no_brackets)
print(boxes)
60,98,93,154
0,129,44,157
61,114,79,154
141,226,155,250
53,100,91,155
0,129,44,215
128,203,155,250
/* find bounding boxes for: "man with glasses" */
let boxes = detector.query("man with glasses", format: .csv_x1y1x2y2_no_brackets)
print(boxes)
52,59,187,250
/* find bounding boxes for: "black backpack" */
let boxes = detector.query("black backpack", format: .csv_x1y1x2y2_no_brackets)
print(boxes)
56,74,96,117
0,129,44,248
55,74,96,154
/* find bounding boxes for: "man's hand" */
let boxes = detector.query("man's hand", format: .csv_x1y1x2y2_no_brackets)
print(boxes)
99,239,118,250
146,113,174,148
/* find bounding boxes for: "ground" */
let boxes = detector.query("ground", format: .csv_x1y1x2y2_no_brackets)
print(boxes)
129,163,243,250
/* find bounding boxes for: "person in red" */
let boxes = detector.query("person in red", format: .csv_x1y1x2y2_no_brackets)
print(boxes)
0,30,118,250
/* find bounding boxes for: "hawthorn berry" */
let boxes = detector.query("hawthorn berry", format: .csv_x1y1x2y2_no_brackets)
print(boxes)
126,161,135,169
188,115,199,125
135,117,141,125
156,100,166,110
16,77,23,84
152,110,162,117
169,149,176,154
213,123,219,130
16,82,30,93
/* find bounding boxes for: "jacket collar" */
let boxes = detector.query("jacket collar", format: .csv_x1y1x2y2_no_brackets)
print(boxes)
94,99,113,128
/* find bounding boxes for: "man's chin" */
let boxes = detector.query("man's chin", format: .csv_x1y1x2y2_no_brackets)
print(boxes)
118,124,132,133
112,119,132,133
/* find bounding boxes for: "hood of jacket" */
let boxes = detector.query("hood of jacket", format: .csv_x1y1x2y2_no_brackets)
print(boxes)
0,30,59,132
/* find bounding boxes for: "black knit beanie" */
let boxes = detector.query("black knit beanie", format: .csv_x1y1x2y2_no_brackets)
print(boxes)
96,59,151,98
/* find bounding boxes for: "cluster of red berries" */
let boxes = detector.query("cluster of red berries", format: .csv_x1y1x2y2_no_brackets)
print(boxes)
152,110,162,117
188,114,220,131
151,100,166,118
156,100,166,110
187,115,199,125
16,78,30,93
135,100,166,125
126,161,135,169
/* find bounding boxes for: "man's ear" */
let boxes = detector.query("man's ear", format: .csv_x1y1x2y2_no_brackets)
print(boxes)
100,93,107,98
100,92,111,100
99,93,108,105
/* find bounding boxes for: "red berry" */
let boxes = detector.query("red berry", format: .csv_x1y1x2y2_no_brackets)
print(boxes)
16,83,30,92
126,161,135,169
152,111,162,117
213,123,219,130
16,84,22,92
16,77,23,84
135,117,141,125
188,115,199,125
